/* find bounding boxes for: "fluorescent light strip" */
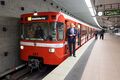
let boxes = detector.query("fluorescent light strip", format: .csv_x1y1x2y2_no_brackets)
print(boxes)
85,0,102,28
85,0,92,8
89,7,95,16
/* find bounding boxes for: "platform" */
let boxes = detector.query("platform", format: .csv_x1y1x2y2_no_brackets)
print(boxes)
81,33,120,80
42,37,95,80
43,33,120,80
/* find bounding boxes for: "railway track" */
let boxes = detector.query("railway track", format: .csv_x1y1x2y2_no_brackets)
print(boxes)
1,65,56,80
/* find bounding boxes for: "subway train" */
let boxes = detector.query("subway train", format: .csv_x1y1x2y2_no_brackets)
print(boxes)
20,11,96,67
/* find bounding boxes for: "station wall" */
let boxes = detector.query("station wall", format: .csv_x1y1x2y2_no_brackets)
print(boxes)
0,0,61,75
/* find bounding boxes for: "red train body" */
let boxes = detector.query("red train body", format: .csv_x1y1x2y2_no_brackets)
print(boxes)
20,12,95,65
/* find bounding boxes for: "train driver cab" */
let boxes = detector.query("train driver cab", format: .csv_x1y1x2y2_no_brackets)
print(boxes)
20,12,65,42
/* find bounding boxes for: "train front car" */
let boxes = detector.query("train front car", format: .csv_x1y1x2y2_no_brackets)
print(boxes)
20,12,69,66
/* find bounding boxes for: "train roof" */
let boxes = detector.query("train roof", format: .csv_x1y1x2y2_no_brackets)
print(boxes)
21,11,98,29
60,12,97,29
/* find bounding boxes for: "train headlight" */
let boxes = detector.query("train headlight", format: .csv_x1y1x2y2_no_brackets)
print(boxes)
20,46,24,50
33,12,38,16
28,17,32,21
49,48,55,53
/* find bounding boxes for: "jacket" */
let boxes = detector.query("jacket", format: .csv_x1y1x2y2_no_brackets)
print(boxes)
67,28,77,43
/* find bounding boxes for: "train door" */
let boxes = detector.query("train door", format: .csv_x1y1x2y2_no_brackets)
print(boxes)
86,26,88,42
65,20,70,54
87,27,90,40
90,28,92,38
81,25,85,45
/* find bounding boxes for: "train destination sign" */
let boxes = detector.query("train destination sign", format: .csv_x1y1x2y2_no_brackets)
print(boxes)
28,16,48,21
104,9,120,16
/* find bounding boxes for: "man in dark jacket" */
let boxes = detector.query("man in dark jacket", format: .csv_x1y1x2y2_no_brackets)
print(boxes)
67,23,77,57
100,29,105,40
94,30,98,40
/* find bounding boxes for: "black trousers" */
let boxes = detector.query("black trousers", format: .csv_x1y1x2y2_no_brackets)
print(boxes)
100,34,104,40
68,42,76,56
95,34,98,40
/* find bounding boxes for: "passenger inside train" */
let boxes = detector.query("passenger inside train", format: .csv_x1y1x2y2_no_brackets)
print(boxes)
35,26,45,39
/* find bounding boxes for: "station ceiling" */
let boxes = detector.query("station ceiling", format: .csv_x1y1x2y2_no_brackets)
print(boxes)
53,0,120,29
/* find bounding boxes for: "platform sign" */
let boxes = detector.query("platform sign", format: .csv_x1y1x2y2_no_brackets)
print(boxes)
104,9,120,16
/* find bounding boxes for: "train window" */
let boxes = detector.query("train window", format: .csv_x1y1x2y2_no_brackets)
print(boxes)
21,22,49,40
78,25,81,29
81,26,87,36
49,22,57,41
21,22,64,41
49,22,64,41
57,22,64,40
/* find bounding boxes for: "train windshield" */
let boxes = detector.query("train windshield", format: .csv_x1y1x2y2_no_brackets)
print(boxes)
21,22,64,41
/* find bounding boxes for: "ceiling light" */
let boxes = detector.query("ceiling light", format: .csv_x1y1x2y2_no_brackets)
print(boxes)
85,0,102,28
85,0,92,7
89,8,95,16
98,12,103,16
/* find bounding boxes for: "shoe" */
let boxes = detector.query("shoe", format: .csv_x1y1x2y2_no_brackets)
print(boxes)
73,55,76,57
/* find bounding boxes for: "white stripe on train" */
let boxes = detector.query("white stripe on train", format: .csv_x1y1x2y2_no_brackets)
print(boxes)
20,41,67,48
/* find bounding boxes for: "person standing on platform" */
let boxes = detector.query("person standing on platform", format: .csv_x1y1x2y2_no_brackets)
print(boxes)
100,29,105,40
67,23,77,57
94,30,98,40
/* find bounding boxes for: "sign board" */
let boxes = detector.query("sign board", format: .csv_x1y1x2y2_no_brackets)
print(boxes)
104,9,120,16
28,16,48,21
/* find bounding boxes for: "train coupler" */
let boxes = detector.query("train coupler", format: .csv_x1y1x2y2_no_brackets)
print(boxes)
28,59,40,72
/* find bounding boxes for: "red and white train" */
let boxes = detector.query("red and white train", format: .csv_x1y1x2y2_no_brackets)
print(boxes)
20,11,96,66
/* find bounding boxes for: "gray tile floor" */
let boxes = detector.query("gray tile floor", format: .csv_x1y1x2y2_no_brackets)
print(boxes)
65,33,120,80
65,39,96,80
81,33,120,80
